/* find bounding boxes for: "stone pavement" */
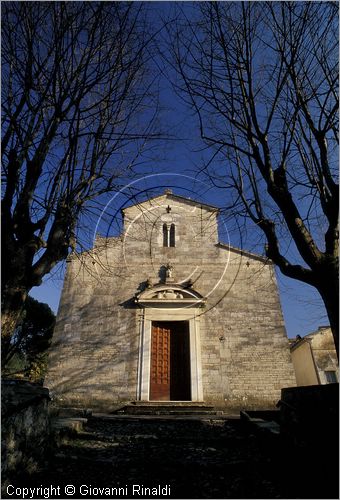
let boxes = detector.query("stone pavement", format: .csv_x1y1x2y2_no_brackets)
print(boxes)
4,414,338,499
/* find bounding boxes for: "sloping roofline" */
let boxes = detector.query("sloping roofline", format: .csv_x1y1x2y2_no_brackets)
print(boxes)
216,242,269,263
121,191,219,213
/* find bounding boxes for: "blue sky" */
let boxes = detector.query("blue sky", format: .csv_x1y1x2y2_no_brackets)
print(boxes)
28,112,328,341
30,2,329,339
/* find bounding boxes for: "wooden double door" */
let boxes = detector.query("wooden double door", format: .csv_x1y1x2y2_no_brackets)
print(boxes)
150,321,191,401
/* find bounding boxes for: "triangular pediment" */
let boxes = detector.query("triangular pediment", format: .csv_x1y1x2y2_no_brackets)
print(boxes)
136,284,205,308
122,191,219,214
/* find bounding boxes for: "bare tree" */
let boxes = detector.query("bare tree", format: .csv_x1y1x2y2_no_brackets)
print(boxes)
169,2,339,354
1,1,160,364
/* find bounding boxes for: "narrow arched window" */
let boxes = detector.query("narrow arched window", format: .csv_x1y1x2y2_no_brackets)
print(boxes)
163,223,168,247
170,224,175,247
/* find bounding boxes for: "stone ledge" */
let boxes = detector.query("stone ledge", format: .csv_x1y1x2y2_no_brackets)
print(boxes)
2,379,51,485
52,417,88,433
240,410,280,435
2,379,50,418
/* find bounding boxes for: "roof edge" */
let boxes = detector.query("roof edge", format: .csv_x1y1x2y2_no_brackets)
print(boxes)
122,192,219,213
216,242,270,263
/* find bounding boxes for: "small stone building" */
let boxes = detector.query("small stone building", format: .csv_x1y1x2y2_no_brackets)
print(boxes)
45,191,296,409
290,326,338,386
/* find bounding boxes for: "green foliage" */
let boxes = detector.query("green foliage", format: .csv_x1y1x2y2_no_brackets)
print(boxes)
5,296,56,383
5,352,26,376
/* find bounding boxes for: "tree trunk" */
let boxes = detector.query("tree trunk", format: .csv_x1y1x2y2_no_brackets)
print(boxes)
317,276,339,359
1,284,28,367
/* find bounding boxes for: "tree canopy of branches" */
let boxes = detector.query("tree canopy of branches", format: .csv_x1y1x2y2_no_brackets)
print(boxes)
3,296,55,383
1,1,159,364
171,2,339,353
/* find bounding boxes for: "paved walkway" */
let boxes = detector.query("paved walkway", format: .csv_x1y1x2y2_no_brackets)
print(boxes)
5,415,338,499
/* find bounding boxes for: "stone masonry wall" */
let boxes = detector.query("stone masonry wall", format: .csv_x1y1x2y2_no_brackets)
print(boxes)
2,380,50,491
45,194,296,409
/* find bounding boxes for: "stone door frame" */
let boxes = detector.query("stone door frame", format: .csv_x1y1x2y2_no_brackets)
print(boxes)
137,307,204,402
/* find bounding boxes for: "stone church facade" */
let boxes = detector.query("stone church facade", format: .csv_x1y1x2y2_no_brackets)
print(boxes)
45,191,296,409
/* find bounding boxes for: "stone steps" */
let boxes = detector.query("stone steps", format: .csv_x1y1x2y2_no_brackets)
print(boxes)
84,414,245,445
13,407,338,499
113,401,219,416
